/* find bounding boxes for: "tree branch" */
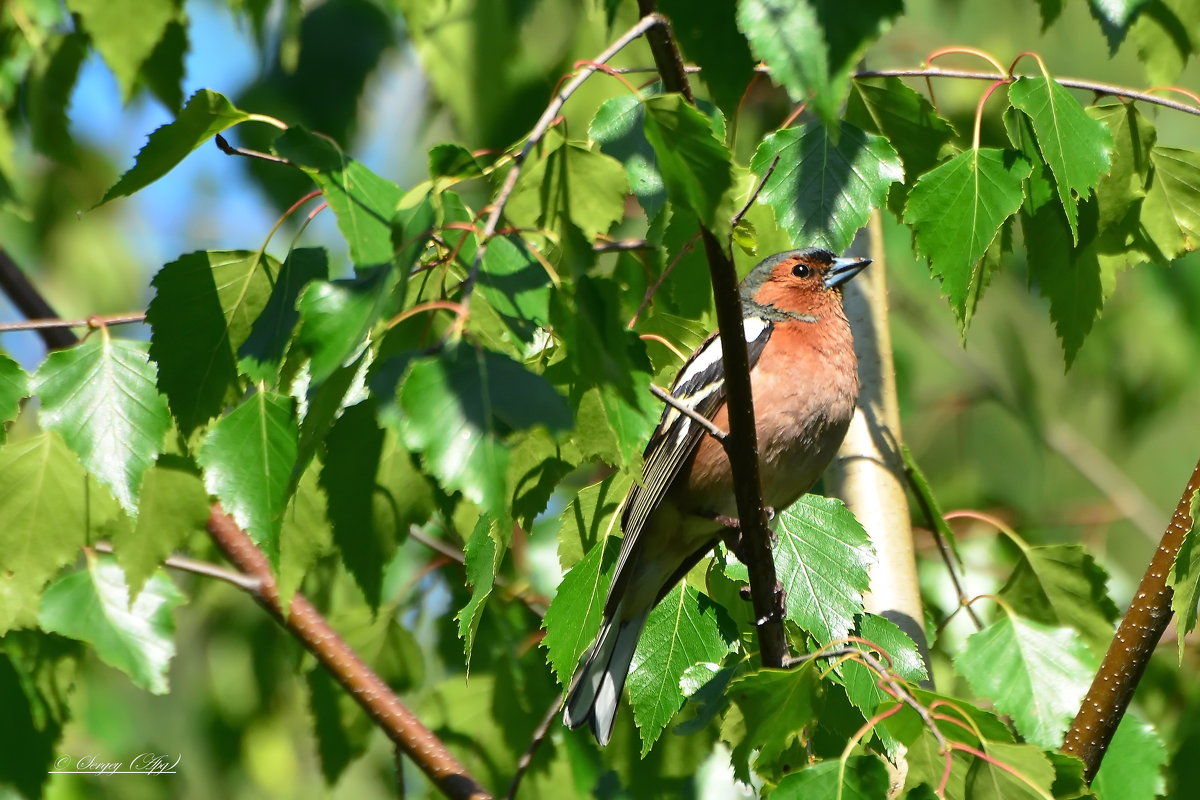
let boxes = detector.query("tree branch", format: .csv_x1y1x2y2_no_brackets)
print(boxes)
0,248,79,350
649,383,728,441
638,1,789,668
207,506,492,800
1062,457,1200,781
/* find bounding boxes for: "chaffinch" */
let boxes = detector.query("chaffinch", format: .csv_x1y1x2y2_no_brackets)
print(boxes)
563,247,871,744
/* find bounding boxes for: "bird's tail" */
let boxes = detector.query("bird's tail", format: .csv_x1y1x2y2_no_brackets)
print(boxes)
562,608,649,745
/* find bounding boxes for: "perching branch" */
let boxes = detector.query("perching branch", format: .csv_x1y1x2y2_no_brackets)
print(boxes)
638,0,790,668
0,311,146,334
207,506,493,800
649,384,728,442
1062,458,1200,781
0,249,80,350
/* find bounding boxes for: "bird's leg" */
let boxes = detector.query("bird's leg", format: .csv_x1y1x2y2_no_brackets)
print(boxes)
714,507,778,562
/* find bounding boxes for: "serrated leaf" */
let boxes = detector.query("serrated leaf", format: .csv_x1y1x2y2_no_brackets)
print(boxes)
642,94,734,234
1169,491,1200,661
1142,147,1200,260
100,90,251,204
727,663,819,769
542,527,616,688
627,584,737,754
556,473,629,572
147,250,279,435
771,754,891,799
477,235,552,344
658,0,756,118
457,517,500,670
1091,713,1167,799
38,554,183,694
0,354,29,442
138,19,187,113
428,143,482,180
964,740,1056,800
34,334,170,517
506,135,628,243
0,433,89,634
1000,543,1117,656
273,127,410,268
294,197,434,384
1088,103,1156,248
956,613,1096,748
394,345,571,520
1129,0,1200,86
1009,76,1113,242
846,77,956,182
591,93,667,218
903,148,1032,330
1087,0,1150,51
842,613,928,736
197,392,298,568
750,120,902,253
67,0,177,102
724,495,873,644
239,247,329,384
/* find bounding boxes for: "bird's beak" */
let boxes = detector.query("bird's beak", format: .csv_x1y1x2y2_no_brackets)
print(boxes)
824,256,872,288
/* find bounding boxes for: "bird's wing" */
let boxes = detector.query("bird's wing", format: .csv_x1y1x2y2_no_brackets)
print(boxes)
607,317,774,613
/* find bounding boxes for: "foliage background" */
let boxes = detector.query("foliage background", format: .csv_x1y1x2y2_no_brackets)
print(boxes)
0,0,1198,798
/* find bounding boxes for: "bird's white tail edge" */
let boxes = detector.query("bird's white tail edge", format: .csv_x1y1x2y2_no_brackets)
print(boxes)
562,610,649,745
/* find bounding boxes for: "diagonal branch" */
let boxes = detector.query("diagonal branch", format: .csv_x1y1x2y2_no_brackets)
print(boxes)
0,248,79,350
207,506,493,800
1062,457,1200,781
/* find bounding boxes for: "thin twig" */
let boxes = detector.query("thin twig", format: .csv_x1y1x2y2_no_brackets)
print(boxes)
208,506,492,800
649,384,728,441
0,311,146,334
1063,458,1200,781
593,238,653,252
856,67,1200,117
0,249,79,350
91,541,261,593
214,133,292,164
459,13,666,311
731,154,779,229
408,527,549,617
504,693,563,800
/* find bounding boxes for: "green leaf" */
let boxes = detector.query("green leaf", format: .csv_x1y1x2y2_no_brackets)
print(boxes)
278,465,334,610
0,433,89,634
1009,75,1113,242
476,235,552,344
841,613,928,734
147,250,280,435
1169,491,1200,661
642,94,734,234
138,19,187,113
0,353,29,442
956,612,1096,748
627,584,737,754
846,77,956,183
903,148,1032,330
750,120,902,253
29,32,88,160
590,93,667,219
556,472,629,571
723,495,873,644
108,455,211,599
294,197,435,384
1142,147,1200,260
457,517,501,670
727,663,819,770
34,334,170,517
1087,0,1150,51
1091,713,1167,799
100,90,252,204
771,754,891,799
197,392,298,568
394,345,571,520
1129,0,1200,86
999,543,1117,656
37,554,184,694
542,525,617,688
1088,103,1156,254
506,135,628,243
272,127,409,268
657,0,756,118
428,143,483,180
964,740,1056,800
737,0,901,127
239,247,329,384
66,0,177,102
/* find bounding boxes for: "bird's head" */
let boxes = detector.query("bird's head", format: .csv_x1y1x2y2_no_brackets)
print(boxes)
739,248,871,321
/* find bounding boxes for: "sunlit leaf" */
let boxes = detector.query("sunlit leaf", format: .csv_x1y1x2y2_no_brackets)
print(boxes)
1092,713,1167,799
239,247,329,384
1087,0,1150,51
964,740,1056,800
34,334,170,517
1142,147,1200,260
67,0,176,102
457,517,500,670
772,754,891,799
727,663,819,770
37,554,184,694
642,94,734,235
542,526,617,688
1169,491,1200,661
0,354,29,442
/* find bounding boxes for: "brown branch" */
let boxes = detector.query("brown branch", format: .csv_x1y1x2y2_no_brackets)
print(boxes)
207,506,492,800
503,693,562,800
0,311,146,334
0,249,79,350
91,541,262,593
856,68,1200,117
638,1,789,668
1063,458,1200,781
408,526,549,618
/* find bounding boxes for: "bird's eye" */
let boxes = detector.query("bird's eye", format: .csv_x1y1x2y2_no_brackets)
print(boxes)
791,263,812,278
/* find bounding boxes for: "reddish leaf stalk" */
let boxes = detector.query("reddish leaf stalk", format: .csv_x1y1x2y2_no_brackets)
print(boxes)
207,507,493,800
1062,458,1200,781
